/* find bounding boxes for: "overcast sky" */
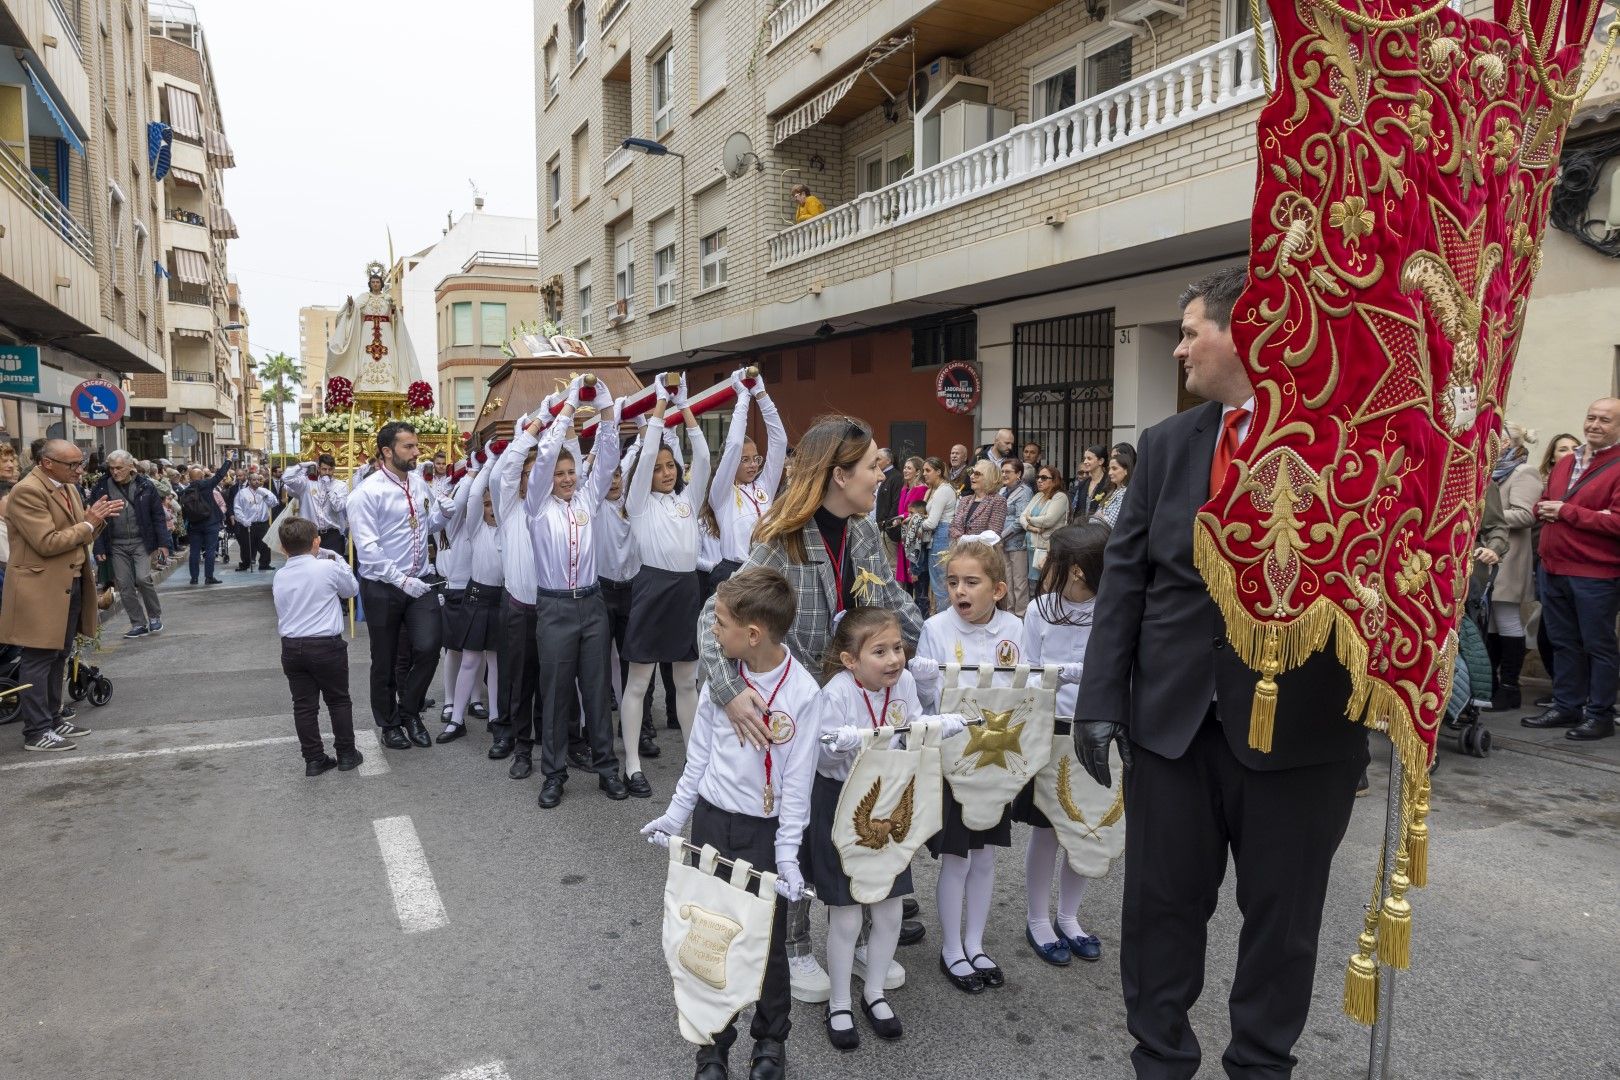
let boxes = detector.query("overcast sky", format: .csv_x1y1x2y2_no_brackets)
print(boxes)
195,0,537,365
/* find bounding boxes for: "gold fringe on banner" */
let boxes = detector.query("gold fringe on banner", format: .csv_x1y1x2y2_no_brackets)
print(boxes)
1408,773,1431,888
1377,850,1414,970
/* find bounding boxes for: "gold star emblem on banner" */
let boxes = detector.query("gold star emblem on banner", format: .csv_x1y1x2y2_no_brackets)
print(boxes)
963,707,1024,771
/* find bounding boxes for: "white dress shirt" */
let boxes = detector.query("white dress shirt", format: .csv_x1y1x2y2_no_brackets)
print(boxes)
662,651,822,866
281,466,348,532
233,485,277,525
525,409,621,591
347,466,448,587
710,392,786,563
627,415,710,573
490,424,540,604
808,670,922,782
913,607,1026,709
273,552,358,637
1021,594,1095,718
442,463,497,589
597,432,641,584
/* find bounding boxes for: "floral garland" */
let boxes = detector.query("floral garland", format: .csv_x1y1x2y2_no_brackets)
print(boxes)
406,381,434,411
325,375,353,411
403,411,451,435
302,412,375,435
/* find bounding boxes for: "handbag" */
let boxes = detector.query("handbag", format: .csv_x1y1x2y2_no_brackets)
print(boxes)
662,842,779,1046
97,585,118,611
1032,735,1126,877
938,664,1058,829
1031,546,1049,572
833,720,946,903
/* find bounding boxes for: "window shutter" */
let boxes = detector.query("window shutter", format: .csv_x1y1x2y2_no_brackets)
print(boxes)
652,212,675,250
481,303,506,346
697,0,727,100
694,183,725,239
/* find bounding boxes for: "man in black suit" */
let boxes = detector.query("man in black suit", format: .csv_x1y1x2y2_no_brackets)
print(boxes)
1076,266,1369,1079
873,447,904,547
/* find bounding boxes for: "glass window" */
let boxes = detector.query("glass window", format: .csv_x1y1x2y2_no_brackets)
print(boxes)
700,228,727,290
544,38,559,99
696,0,726,101
613,220,635,319
569,0,588,62
1085,38,1133,97
451,302,473,345
576,261,593,335
455,378,476,421
651,47,674,137
1035,66,1077,118
572,125,590,203
1227,0,1255,36
547,160,562,221
480,302,507,346
652,212,677,308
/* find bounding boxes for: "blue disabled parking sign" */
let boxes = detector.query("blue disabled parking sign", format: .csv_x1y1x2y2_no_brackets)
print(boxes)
71,379,126,428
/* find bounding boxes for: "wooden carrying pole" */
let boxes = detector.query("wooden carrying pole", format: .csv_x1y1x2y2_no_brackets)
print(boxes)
542,367,758,439
346,406,358,640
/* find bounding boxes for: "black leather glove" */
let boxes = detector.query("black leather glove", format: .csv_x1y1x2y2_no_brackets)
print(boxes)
1074,720,1133,789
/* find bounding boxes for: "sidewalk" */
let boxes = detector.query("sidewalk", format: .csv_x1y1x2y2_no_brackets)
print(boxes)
1469,677,1620,772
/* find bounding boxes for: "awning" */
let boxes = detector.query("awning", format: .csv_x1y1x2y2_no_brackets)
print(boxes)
205,127,235,168
210,206,238,238
772,33,912,146
147,121,172,180
169,165,204,187
172,327,211,340
170,247,208,285
165,85,203,140
18,57,86,156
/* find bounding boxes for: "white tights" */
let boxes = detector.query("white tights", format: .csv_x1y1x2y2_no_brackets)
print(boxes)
937,848,998,971
1024,826,1091,945
442,649,461,710
619,661,697,776
826,898,902,1030
450,649,498,727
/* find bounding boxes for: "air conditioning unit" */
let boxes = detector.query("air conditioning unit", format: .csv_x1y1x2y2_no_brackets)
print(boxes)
1110,0,1186,33
911,57,967,110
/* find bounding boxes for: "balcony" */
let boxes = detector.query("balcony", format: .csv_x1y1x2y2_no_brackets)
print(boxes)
0,142,93,263
603,144,634,183
769,27,1268,270
767,0,834,51
214,420,238,443
168,370,231,417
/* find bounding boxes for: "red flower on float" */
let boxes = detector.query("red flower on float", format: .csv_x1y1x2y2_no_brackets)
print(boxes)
406,381,434,411
325,375,354,411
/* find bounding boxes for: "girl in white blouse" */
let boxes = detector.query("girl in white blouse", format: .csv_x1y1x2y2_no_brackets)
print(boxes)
437,453,503,743
619,374,710,798
708,369,786,585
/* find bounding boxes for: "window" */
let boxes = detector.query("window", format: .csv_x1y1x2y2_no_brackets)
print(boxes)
694,183,727,290
651,212,677,308
451,301,473,345
856,131,914,193
696,0,727,101
455,378,476,421
569,0,588,63
571,124,590,204
1085,37,1132,97
1028,32,1134,119
651,46,674,137
544,37,560,100
547,157,562,222
612,218,635,320
576,261,593,335
1225,0,1255,37
481,302,507,346
1032,54,1078,119
911,313,977,368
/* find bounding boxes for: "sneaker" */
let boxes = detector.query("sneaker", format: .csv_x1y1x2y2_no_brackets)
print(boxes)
789,954,832,1004
853,944,906,990
59,705,77,722
147,621,163,634
24,730,76,752
53,720,91,738
123,625,151,639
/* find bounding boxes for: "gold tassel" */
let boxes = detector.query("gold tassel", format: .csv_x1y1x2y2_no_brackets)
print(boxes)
1408,774,1431,888
1377,852,1413,970
1343,914,1381,1025
1249,627,1281,752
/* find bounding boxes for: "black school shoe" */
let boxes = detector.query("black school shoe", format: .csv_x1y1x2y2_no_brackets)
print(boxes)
860,996,903,1040
336,749,364,771
898,919,925,946
824,1007,860,1051
639,733,662,758
749,1038,786,1079
626,771,653,798
600,773,629,800
305,755,338,777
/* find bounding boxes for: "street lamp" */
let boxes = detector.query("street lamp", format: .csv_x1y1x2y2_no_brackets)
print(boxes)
622,137,686,352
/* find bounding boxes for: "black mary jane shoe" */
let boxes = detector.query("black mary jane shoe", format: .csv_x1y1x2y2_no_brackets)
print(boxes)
970,953,1005,988
824,1007,860,1051
747,1038,785,1080
939,954,986,993
639,733,662,759
508,754,533,780
626,771,653,798
860,995,903,1040
435,723,467,744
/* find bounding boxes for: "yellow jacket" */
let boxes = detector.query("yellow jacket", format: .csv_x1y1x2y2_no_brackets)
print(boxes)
794,196,827,222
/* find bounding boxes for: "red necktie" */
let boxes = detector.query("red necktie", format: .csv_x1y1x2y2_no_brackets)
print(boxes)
1209,407,1250,498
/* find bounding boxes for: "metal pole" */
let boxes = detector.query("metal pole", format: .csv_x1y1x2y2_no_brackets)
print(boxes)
656,832,818,901
1368,737,1404,1080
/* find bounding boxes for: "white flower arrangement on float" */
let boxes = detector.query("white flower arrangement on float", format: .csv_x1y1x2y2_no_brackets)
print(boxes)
302,412,377,435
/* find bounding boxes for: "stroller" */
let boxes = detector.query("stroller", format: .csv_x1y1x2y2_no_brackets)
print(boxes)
1445,567,1495,757
0,647,21,725
0,636,113,724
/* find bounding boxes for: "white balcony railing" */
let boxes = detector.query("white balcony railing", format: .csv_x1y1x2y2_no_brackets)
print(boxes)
769,27,1271,270
767,0,834,51
0,144,94,263
604,144,634,183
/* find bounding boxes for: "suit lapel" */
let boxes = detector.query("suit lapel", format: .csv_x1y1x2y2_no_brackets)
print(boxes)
1186,400,1224,518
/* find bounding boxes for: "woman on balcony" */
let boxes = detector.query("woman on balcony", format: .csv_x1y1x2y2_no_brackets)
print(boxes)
792,184,827,222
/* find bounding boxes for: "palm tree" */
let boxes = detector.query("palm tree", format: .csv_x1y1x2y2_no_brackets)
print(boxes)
257,352,302,458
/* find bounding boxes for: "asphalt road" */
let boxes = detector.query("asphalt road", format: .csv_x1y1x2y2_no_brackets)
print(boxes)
1,574,1616,1080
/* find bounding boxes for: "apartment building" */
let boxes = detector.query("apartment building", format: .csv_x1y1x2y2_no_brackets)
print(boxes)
125,0,242,464
434,250,539,437
0,0,166,454
298,303,338,418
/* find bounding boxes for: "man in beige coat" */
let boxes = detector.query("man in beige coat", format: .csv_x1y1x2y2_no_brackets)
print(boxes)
1,440,122,751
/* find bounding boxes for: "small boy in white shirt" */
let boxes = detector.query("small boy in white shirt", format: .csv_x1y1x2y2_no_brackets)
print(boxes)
272,516,361,777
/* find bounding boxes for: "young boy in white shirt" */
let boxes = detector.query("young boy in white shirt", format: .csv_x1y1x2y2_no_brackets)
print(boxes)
273,516,361,777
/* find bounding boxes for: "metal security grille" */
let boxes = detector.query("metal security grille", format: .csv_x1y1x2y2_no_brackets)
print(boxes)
1012,309,1115,480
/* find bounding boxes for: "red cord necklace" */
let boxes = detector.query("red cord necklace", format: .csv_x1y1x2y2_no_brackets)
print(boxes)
740,655,795,814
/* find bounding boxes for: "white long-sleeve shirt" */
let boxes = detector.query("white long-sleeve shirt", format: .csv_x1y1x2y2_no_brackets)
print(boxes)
913,607,1025,710
232,485,277,525
273,552,358,637
281,466,348,533
709,392,786,563
525,406,621,591
1021,594,1094,718
597,432,641,584
627,415,710,573
444,463,501,588
924,482,958,537
660,651,822,866
490,421,540,604
808,670,924,782
348,467,448,587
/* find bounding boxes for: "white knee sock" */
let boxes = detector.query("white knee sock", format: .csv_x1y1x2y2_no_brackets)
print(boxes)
1056,867,1090,941
619,664,654,775
451,651,483,725
826,904,863,1030
937,853,969,966
963,846,998,964
672,661,699,744
862,898,903,1018
1025,827,1060,945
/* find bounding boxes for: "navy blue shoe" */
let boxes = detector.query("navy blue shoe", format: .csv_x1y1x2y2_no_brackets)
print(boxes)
1026,926,1072,966
1063,931,1103,962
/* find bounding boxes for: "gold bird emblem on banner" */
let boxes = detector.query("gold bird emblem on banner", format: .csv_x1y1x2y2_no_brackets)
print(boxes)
963,707,1025,771
1056,756,1124,838
852,776,915,849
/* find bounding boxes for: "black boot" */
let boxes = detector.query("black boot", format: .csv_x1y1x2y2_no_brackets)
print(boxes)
694,1043,728,1080
1485,635,1525,712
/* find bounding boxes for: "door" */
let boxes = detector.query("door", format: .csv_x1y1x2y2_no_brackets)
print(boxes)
1012,309,1115,483
888,421,926,464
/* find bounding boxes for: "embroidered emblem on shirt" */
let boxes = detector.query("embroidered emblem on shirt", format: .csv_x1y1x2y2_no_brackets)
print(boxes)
995,639,1019,666
766,710,797,745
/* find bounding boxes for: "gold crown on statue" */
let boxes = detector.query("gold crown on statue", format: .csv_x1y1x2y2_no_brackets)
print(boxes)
365,260,385,279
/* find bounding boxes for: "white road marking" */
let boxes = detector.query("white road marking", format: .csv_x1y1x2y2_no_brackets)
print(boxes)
437,1064,511,1080
354,728,389,775
373,815,448,933
0,735,298,771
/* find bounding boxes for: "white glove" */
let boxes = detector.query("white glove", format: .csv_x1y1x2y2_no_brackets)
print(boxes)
775,860,805,901
318,474,332,487
908,656,941,682
1058,662,1084,686
641,815,683,848
654,374,673,404
400,577,431,598
749,368,767,396
633,403,648,431
731,368,753,398
934,713,970,739
674,373,690,407
540,391,563,416
565,380,583,411
828,725,864,754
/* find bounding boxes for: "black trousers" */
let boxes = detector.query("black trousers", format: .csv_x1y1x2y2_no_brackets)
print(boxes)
18,588,81,739
281,635,353,761
691,798,790,1060
235,520,271,569
318,528,347,561
536,590,617,779
601,577,633,711
1121,715,1364,1080
359,578,442,729
494,595,539,754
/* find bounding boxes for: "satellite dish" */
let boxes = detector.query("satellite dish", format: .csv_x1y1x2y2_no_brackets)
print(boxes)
722,131,758,178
